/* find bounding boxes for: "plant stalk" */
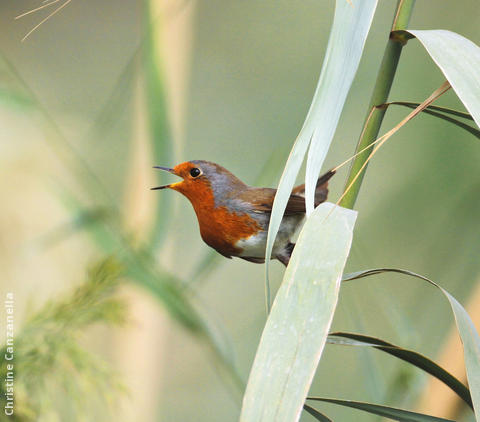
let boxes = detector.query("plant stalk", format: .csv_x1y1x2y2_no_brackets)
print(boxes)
143,0,174,251
339,0,416,209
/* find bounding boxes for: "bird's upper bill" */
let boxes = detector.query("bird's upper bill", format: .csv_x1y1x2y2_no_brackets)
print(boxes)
151,166,182,190
151,162,204,192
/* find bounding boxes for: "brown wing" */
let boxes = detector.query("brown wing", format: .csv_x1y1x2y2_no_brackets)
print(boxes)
237,188,307,215
238,169,335,215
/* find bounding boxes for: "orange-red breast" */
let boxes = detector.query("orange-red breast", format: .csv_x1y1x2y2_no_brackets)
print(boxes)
152,161,334,266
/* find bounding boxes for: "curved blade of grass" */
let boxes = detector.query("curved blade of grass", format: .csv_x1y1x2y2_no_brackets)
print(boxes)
265,0,378,311
241,203,357,422
386,102,473,120
384,103,480,139
343,268,480,418
305,0,378,215
405,29,480,129
306,398,455,421
336,81,451,208
303,404,333,422
327,332,472,408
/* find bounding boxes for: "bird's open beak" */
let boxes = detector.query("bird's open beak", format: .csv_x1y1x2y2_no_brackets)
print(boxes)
151,166,180,190
153,166,175,173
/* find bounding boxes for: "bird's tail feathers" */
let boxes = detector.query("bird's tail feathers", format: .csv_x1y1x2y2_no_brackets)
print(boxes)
276,242,295,267
292,169,336,205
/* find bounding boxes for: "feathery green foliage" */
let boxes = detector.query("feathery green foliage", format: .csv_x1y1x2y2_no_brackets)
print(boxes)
0,259,127,422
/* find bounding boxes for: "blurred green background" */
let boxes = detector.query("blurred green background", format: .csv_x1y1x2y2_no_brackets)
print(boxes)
0,0,479,421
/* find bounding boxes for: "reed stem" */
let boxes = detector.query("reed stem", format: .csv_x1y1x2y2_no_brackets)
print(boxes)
339,0,416,209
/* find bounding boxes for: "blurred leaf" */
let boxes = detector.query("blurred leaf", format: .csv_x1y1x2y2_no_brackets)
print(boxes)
0,56,35,110
303,404,333,422
306,398,455,421
327,332,472,408
343,268,480,418
0,259,127,421
0,53,116,207
125,257,205,334
265,0,378,307
240,203,357,422
385,102,480,139
57,187,206,333
405,30,480,129
188,250,222,287
37,207,111,250
0,87,34,110
55,186,121,254
55,174,243,389
84,54,137,142
144,0,173,251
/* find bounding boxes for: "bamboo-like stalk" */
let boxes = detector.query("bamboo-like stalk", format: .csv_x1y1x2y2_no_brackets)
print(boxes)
143,0,174,251
339,0,416,210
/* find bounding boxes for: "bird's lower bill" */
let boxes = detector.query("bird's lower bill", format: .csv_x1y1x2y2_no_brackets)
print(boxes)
151,166,182,190
151,181,183,190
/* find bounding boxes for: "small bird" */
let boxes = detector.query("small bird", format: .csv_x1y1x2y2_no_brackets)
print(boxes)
152,161,334,266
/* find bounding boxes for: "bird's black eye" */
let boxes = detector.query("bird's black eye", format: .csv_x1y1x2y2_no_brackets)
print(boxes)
190,167,201,178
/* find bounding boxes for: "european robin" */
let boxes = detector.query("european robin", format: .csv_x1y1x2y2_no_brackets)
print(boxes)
152,161,334,266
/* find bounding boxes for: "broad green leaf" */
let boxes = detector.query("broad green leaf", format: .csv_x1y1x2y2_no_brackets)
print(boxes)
327,332,472,407
343,268,480,419
405,30,480,129
307,398,455,421
264,0,378,308
241,203,357,422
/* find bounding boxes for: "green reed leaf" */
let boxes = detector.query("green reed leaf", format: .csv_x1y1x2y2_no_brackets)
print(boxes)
327,332,472,408
307,398,456,421
405,30,480,128
343,268,480,419
265,0,378,311
241,203,357,422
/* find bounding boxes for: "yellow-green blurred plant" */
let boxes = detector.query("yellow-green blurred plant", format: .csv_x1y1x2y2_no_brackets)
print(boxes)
0,259,127,422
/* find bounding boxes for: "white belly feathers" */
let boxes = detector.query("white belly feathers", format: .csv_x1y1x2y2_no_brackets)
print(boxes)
235,214,304,258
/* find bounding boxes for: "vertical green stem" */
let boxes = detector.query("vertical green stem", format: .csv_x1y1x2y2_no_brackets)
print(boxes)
339,0,416,209
143,0,174,251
